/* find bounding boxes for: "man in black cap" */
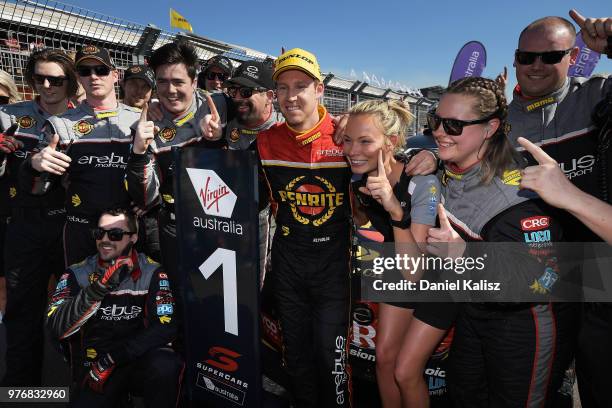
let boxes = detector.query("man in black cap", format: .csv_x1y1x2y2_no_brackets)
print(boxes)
23,44,141,266
197,55,233,92
121,65,154,110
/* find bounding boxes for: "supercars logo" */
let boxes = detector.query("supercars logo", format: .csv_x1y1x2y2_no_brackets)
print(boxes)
159,127,176,142
17,115,35,129
229,128,240,142
279,176,343,226
521,216,550,231
187,169,237,218
204,346,241,372
73,120,93,135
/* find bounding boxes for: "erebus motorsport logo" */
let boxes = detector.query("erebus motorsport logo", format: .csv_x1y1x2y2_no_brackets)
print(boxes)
187,168,243,235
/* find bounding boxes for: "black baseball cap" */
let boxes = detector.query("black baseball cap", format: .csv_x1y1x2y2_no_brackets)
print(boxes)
223,60,274,90
123,65,155,89
203,55,233,76
75,44,115,68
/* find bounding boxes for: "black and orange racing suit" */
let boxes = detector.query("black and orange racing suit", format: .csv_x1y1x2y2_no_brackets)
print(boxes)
257,106,352,407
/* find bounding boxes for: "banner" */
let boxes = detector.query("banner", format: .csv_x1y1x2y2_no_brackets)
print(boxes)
169,8,193,33
174,148,261,407
449,41,487,85
568,31,601,78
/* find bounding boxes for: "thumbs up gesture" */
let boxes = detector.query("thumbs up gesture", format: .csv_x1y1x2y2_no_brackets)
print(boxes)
427,204,465,258
133,104,157,154
31,133,71,175
359,150,403,219
569,9,612,54
200,92,222,141
518,137,578,209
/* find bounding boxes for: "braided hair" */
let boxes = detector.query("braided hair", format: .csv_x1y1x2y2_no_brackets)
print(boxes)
348,99,415,153
446,77,521,183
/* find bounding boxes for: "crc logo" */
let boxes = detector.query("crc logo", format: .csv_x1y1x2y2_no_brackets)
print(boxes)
204,346,241,372
521,216,549,231
187,168,237,218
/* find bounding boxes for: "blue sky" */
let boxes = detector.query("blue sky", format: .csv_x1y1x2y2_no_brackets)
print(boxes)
72,0,611,91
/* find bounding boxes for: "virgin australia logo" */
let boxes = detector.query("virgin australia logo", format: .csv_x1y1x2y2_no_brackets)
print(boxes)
186,169,237,218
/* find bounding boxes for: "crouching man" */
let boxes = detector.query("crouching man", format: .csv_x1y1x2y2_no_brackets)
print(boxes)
46,208,183,408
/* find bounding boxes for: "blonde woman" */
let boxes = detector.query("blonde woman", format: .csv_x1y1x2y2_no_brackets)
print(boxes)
0,69,22,105
344,99,452,407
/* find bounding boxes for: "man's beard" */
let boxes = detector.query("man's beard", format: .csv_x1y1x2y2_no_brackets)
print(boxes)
234,100,258,124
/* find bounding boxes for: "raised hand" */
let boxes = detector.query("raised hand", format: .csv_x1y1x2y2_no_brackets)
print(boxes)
518,137,577,209
570,9,612,54
496,66,508,90
427,204,465,259
133,104,156,154
359,150,402,218
200,92,222,140
30,133,71,175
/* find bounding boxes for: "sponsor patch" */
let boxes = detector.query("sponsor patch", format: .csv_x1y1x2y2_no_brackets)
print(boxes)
9,187,16,198
502,169,521,186
526,97,555,112
159,315,172,324
521,216,550,231
229,128,240,142
73,120,93,135
157,304,173,315
17,115,35,129
71,194,81,207
82,45,99,54
159,127,176,142
86,348,97,360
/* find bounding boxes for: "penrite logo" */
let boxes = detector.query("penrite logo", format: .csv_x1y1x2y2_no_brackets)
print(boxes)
204,346,241,372
187,169,237,218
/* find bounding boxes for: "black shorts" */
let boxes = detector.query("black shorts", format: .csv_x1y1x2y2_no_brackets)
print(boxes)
384,302,456,331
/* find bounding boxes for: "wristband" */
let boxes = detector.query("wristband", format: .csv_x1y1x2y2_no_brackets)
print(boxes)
390,209,411,229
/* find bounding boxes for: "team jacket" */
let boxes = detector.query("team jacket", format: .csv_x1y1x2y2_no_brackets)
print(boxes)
126,91,227,213
0,100,66,212
257,106,351,238
508,75,612,198
441,164,565,300
46,250,177,376
20,102,140,218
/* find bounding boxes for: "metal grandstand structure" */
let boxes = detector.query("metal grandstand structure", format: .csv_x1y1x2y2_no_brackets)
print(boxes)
0,0,434,134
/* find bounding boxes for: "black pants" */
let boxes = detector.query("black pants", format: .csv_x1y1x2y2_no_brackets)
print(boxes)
63,215,97,267
576,303,612,408
73,347,184,408
136,208,161,263
2,209,64,386
270,227,352,408
449,303,578,408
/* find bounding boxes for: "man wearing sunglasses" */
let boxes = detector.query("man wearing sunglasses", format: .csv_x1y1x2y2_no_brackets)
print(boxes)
506,9,612,407
22,45,141,268
126,41,227,282
0,48,79,386
47,208,182,407
197,55,233,93
121,65,155,110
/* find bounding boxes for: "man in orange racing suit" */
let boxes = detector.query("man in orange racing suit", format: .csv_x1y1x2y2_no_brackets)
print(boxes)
257,48,351,408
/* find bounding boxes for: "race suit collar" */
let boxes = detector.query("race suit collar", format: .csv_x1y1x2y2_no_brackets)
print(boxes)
162,92,197,128
81,102,120,119
512,78,570,113
287,105,328,145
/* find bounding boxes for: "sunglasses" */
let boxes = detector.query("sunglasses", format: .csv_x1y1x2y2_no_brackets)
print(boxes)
33,74,67,87
92,227,135,241
514,48,572,65
77,65,111,77
205,72,228,81
427,113,494,136
0,95,9,105
227,87,267,98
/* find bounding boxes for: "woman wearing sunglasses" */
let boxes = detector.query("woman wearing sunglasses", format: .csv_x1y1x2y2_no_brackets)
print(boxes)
427,77,577,407
344,99,452,408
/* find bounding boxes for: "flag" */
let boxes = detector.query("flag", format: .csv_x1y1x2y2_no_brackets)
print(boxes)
448,41,487,85
170,8,193,33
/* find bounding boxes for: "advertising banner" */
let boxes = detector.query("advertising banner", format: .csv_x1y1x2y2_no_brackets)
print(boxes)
449,41,487,84
174,147,261,407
